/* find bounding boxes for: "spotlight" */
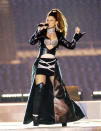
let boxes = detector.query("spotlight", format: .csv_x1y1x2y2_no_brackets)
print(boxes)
78,91,82,100
78,91,82,96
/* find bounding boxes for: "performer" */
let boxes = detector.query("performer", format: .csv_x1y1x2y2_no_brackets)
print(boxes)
23,9,85,127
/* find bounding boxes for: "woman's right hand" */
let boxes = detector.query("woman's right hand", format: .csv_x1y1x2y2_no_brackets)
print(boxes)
38,22,47,31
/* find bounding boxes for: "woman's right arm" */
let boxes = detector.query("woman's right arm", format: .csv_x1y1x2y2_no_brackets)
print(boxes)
29,23,47,45
29,29,41,45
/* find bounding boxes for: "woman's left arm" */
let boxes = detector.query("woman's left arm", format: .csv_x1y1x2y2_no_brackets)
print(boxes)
59,27,86,49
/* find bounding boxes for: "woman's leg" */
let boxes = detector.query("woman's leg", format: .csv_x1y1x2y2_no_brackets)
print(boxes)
35,74,46,85
49,75,54,87
33,74,46,126
50,75,67,127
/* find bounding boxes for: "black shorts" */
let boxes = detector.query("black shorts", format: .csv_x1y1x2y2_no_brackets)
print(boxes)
36,57,56,76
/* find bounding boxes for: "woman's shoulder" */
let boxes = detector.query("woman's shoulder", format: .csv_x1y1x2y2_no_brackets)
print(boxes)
55,29,64,39
55,29,63,34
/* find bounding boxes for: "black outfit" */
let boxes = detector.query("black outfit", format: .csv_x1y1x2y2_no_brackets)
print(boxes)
36,57,56,76
23,28,85,125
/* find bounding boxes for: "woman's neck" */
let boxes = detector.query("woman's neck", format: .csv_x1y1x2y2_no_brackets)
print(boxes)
47,27,55,35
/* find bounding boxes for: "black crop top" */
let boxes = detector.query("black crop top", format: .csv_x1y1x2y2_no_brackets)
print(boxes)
29,28,85,56
42,37,58,55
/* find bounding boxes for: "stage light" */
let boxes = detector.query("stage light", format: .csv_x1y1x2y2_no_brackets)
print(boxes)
78,91,83,100
92,91,101,99
0,94,29,102
2,94,22,97
0,92,82,102
78,91,82,96
93,91,101,95
23,94,29,97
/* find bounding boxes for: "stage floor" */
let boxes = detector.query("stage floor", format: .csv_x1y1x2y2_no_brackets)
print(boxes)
0,119,101,131
0,101,101,130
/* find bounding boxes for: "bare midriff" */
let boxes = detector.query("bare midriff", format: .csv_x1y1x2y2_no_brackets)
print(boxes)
41,45,55,58
41,53,55,58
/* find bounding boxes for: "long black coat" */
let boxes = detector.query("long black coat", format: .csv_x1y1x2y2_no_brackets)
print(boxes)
23,28,85,124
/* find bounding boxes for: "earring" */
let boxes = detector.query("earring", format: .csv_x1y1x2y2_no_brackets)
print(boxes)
55,24,60,31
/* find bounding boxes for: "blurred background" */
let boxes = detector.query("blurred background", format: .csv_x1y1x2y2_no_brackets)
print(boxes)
0,0,101,102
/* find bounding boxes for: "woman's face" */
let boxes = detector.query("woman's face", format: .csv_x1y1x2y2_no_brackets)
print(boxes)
46,16,58,28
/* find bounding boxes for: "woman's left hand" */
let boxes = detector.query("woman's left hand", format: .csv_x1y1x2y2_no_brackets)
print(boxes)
73,27,86,42
75,26,80,34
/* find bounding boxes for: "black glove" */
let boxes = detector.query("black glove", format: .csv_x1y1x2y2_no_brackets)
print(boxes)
29,29,45,45
73,32,86,42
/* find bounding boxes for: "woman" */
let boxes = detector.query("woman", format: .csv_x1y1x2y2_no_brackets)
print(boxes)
23,9,85,127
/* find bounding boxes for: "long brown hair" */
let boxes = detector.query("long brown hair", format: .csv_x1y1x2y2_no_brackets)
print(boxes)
46,9,68,37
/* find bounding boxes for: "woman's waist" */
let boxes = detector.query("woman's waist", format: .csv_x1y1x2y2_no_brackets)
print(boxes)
38,57,56,67
41,54,55,58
